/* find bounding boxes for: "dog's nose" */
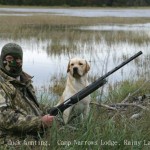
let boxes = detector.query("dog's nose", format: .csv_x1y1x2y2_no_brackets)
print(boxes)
73,67,78,73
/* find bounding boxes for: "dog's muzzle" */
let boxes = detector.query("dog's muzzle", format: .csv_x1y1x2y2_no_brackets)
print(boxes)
73,67,78,73
73,67,80,78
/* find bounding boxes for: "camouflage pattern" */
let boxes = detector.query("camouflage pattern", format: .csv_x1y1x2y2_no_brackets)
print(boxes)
0,43,23,78
1,43,23,60
0,69,45,145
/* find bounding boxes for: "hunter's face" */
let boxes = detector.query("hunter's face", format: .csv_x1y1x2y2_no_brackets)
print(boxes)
3,54,22,74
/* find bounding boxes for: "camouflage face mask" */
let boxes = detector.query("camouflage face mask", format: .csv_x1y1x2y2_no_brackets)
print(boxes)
3,54,22,77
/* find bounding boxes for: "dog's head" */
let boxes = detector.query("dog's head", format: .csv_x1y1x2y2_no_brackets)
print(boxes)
67,58,90,78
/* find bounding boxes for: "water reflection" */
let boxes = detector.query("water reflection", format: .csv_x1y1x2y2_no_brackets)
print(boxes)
80,23,150,31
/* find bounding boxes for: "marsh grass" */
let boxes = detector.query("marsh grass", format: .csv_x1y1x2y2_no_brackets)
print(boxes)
49,75,66,96
1,15,150,27
39,79,150,150
27,79,150,150
1,15,150,56
106,79,150,103
2,79,150,150
0,15,150,42
42,29,150,56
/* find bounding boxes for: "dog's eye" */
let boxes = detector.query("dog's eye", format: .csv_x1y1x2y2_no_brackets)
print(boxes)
71,63,74,66
79,63,83,66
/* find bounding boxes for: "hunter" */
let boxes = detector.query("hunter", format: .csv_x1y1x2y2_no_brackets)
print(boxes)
0,43,55,145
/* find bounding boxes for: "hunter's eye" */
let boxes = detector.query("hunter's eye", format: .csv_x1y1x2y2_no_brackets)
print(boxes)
71,63,74,66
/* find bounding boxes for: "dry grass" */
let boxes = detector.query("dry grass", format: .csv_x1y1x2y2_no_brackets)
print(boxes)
0,14,150,42
1,15,150,27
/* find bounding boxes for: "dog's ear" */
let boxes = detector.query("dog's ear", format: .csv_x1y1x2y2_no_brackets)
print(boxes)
85,60,90,73
67,61,70,72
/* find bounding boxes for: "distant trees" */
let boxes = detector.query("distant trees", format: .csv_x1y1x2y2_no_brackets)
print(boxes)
0,0,150,6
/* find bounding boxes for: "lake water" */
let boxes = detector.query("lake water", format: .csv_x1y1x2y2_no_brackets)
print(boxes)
80,23,150,31
0,7,150,17
0,8,150,97
0,35,149,89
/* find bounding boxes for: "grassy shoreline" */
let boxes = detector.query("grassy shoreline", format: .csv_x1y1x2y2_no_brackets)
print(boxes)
0,15,150,42
1,78,150,150
1,15,150,25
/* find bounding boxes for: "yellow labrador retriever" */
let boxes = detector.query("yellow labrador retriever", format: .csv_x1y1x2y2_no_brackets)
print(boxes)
57,58,91,124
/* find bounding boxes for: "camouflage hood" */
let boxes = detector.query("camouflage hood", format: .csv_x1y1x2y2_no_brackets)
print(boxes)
0,43,23,77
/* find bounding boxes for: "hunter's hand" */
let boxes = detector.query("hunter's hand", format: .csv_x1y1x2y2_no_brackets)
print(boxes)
41,115,54,127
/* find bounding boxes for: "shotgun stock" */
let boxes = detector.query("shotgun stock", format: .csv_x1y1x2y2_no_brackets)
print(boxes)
49,51,142,116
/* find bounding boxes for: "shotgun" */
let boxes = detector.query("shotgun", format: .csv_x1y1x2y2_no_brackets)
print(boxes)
49,51,142,116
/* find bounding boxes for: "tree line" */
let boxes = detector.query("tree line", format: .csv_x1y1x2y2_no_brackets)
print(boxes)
0,0,150,6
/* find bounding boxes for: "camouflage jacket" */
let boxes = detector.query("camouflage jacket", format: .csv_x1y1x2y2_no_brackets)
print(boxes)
0,69,45,144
